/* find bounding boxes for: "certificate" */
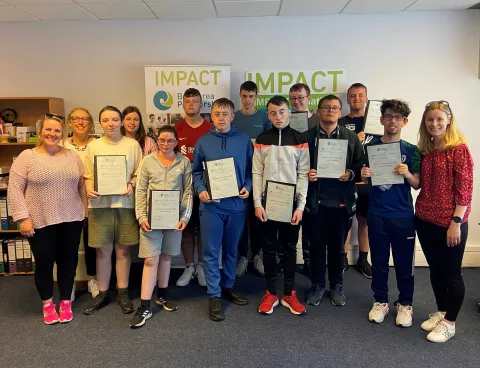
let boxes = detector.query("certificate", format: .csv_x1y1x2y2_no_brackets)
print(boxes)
289,111,309,133
363,100,384,136
148,190,180,230
366,142,404,186
264,181,295,223
205,157,239,200
94,155,127,195
316,139,348,179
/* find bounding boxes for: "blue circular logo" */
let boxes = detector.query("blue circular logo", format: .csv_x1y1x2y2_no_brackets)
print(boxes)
153,90,173,111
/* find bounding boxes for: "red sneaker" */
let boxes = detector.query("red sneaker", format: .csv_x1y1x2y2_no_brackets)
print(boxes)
43,302,59,325
59,300,73,323
281,291,306,315
258,291,279,315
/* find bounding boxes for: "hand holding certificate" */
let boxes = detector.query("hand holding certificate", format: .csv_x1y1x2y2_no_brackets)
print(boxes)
363,100,383,136
94,155,127,195
264,181,295,223
316,139,348,179
289,112,309,133
205,157,239,200
148,190,180,230
366,142,404,186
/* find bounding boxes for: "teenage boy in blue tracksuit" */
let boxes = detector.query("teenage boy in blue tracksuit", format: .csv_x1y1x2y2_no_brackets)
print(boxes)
192,98,253,322
361,99,420,328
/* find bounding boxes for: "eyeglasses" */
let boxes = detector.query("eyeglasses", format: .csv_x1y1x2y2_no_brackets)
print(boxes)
158,139,177,145
289,96,307,102
70,116,90,123
382,114,405,122
320,106,341,112
45,113,65,121
426,100,449,108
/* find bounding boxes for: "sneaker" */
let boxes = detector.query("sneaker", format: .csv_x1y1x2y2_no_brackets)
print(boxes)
43,302,59,325
209,297,225,321
306,285,325,306
331,284,346,306
71,283,76,302
396,304,413,328
59,300,73,323
343,255,349,273
196,264,206,287
88,279,100,298
281,291,306,315
155,297,178,312
236,256,248,277
176,265,195,287
427,321,455,343
129,305,152,329
253,255,265,276
369,302,389,323
83,291,110,315
421,311,446,332
355,258,372,279
258,291,279,315
117,289,134,314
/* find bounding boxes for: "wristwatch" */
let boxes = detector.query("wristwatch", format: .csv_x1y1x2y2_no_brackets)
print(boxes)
128,181,136,189
452,216,462,224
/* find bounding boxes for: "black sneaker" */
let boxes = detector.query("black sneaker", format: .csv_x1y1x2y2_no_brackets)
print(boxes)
117,290,134,314
83,291,110,315
222,288,249,306
331,284,346,306
306,284,325,306
209,297,225,321
355,258,373,279
343,255,349,273
155,297,178,312
129,305,152,329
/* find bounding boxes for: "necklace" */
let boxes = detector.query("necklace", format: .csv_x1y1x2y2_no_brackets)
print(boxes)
70,138,88,151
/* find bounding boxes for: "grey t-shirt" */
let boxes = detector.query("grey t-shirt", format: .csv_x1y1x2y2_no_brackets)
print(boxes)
232,110,272,139
308,112,320,130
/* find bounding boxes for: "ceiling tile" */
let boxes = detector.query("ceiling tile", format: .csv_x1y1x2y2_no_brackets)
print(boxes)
215,0,280,17
3,0,73,4
342,0,415,13
405,0,480,11
0,1,7,4
147,1,216,19
0,5,37,20
80,2,156,19
14,4,96,20
280,0,349,16
75,0,140,3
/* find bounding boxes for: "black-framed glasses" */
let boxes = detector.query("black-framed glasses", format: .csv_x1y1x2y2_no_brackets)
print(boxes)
45,113,65,121
289,96,307,102
320,106,341,112
70,116,91,123
158,139,177,145
382,114,405,122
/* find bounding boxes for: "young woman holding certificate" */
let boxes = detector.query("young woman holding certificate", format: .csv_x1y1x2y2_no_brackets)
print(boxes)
415,101,473,343
7,113,87,324
121,106,158,156
82,106,142,316
129,125,193,328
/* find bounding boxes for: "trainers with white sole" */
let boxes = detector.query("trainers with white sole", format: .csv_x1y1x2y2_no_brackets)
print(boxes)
427,321,455,343
253,254,265,276
369,302,389,323
176,265,196,287
196,264,206,287
396,304,413,328
421,311,446,332
236,256,248,277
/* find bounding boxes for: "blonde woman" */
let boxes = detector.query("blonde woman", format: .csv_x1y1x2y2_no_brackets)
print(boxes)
7,113,87,324
415,101,473,343
63,107,99,299
121,106,158,156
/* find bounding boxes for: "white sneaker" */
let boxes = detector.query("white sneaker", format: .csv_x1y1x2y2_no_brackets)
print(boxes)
88,279,100,298
396,304,413,327
196,264,206,287
70,283,76,302
368,302,389,323
236,257,248,277
421,311,446,331
253,254,265,276
427,321,455,343
176,265,196,287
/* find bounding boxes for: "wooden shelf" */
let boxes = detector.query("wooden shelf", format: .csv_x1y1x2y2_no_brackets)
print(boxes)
0,230,20,233
0,272,34,275
0,142,36,146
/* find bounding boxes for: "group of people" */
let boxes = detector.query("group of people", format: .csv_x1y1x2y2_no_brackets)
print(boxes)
6,81,473,344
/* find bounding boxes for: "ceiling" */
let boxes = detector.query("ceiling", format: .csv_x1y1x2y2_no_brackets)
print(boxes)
0,0,478,22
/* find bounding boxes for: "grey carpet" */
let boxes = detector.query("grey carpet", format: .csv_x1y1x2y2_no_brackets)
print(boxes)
0,267,479,368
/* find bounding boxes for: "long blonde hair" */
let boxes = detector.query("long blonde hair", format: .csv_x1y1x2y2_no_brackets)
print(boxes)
67,107,95,136
36,114,67,148
418,101,466,155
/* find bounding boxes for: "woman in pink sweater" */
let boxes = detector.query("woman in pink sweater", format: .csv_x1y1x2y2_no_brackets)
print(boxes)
121,106,158,156
7,113,87,325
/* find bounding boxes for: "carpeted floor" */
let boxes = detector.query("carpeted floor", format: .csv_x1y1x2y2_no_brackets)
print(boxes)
0,267,479,368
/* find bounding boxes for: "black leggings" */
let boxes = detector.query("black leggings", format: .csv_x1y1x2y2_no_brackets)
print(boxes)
28,221,83,301
415,217,468,322
83,219,96,276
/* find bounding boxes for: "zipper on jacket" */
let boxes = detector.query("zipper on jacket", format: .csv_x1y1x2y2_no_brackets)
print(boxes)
277,128,282,180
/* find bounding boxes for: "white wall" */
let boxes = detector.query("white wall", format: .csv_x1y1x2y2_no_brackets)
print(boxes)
1,10,480,270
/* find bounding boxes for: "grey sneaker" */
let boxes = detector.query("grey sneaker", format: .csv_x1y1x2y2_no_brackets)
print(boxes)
236,256,248,277
253,255,265,276
306,285,324,306
331,284,346,306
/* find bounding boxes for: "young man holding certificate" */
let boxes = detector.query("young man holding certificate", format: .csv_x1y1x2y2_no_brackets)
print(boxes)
253,95,310,316
303,95,363,307
192,98,253,322
361,99,420,328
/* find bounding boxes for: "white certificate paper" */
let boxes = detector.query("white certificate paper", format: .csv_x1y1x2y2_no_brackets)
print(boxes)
205,157,239,200
265,181,295,223
367,142,404,186
316,139,348,179
149,190,180,230
94,155,127,195
363,100,384,136
289,112,309,133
